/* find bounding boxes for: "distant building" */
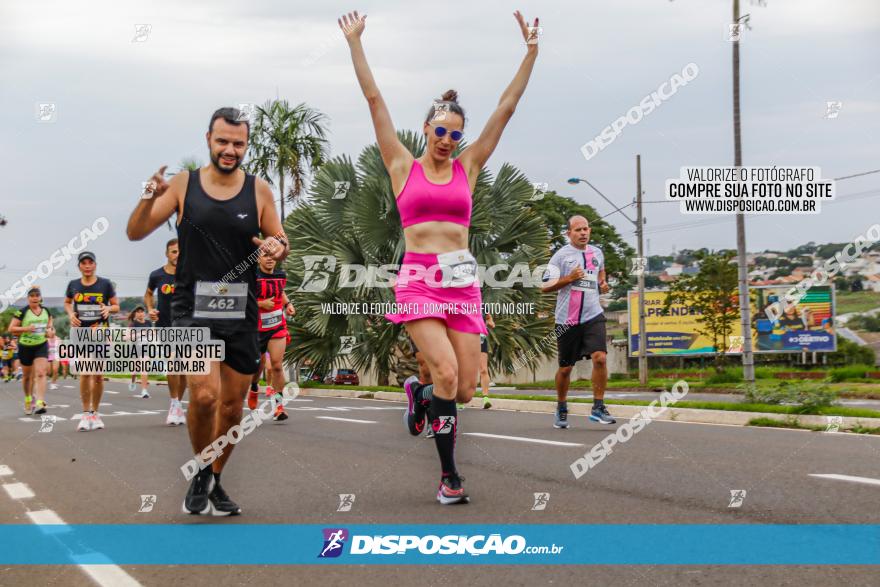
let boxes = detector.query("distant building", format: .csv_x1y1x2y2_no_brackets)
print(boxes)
863,274,880,293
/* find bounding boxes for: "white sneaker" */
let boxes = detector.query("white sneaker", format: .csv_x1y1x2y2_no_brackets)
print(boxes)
140,389,150,399
128,382,137,392
175,404,187,426
77,413,91,432
92,413,104,430
166,403,177,426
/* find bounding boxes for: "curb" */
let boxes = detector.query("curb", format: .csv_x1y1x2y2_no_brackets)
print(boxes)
300,388,880,430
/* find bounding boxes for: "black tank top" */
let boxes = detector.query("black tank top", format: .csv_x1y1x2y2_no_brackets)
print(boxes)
172,169,259,332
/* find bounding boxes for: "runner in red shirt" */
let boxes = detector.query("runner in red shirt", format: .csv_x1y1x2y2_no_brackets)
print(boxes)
248,250,295,421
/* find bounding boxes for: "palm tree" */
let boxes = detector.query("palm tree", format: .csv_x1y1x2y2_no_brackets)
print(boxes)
283,130,556,385
246,100,330,220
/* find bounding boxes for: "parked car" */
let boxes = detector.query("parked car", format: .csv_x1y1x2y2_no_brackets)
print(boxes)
324,368,359,385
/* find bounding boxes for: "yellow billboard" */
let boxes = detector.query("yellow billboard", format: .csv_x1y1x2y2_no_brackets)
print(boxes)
627,286,836,356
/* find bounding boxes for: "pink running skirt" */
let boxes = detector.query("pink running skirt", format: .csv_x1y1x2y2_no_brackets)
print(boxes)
385,251,487,335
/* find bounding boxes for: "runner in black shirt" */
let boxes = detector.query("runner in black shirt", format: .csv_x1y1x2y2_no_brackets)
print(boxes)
128,306,152,398
145,238,187,425
127,107,289,516
64,251,119,432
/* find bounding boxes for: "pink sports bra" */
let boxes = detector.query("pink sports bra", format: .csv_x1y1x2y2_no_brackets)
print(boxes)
396,159,472,228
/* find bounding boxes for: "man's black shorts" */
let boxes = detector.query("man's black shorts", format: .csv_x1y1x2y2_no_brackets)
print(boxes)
174,318,260,375
18,342,48,367
259,328,287,354
556,315,607,367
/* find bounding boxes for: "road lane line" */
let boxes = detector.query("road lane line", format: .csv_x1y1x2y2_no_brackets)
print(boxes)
27,509,65,525
12,506,143,586
315,416,377,424
809,473,880,487
3,482,35,499
0,465,13,476
80,563,143,587
463,432,584,447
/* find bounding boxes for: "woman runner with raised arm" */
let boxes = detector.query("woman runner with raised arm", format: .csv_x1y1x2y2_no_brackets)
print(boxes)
339,9,539,504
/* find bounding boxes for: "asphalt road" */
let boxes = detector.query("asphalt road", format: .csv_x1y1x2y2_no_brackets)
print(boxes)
1,377,879,586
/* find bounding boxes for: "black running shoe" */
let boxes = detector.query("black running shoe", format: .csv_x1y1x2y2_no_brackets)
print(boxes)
209,482,241,516
403,376,428,436
182,467,213,515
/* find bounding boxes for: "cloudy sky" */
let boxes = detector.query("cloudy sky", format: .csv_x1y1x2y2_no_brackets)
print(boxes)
2,0,879,296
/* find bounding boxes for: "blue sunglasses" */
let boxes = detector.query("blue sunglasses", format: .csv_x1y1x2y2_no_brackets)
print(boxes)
432,125,463,142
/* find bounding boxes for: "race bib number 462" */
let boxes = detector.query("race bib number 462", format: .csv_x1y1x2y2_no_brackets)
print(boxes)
193,282,247,319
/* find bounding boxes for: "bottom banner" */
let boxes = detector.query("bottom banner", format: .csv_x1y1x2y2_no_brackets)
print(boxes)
0,524,878,565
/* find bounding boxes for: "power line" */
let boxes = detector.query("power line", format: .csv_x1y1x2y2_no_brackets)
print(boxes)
833,169,880,181
633,170,880,205
640,188,880,235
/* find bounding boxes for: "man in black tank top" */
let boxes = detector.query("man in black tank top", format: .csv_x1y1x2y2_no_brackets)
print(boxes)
127,107,289,516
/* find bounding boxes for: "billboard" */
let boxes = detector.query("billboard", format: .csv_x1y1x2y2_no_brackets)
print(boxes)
627,285,836,356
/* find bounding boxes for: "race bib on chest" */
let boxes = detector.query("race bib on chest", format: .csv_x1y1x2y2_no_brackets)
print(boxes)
77,304,102,321
32,323,47,335
571,271,598,291
193,282,247,320
260,308,283,329
437,249,477,288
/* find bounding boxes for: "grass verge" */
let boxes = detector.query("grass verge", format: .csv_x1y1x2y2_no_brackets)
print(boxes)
748,417,880,435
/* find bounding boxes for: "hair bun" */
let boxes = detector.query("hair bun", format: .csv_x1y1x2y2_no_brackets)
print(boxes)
440,89,458,103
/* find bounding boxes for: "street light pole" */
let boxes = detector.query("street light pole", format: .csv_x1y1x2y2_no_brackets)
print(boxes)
733,0,756,382
636,155,647,386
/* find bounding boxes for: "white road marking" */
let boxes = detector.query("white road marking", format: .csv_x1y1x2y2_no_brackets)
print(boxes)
6,498,142,585
27,509,65,524
463,432,584,447
63,385,75,388
0,465,13,476
809,474,880,487
315,416,377,424
3,482,35,499
80,564,143,587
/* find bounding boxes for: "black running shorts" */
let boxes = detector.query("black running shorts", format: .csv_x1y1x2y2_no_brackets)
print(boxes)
556,315,607,367
18,342,49,367
173,318,260,375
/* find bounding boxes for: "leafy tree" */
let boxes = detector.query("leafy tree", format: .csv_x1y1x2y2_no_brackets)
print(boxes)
648,255,672,272
663,251,741,371
525,191,634,296
828,338,876,366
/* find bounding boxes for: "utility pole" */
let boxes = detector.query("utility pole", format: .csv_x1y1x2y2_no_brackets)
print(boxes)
636,155,647,386
733,0,756,382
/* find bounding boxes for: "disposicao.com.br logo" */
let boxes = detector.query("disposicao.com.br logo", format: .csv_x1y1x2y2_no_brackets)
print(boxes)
318,528,564,558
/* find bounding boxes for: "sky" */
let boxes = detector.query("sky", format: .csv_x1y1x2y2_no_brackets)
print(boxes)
2,0,879,296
